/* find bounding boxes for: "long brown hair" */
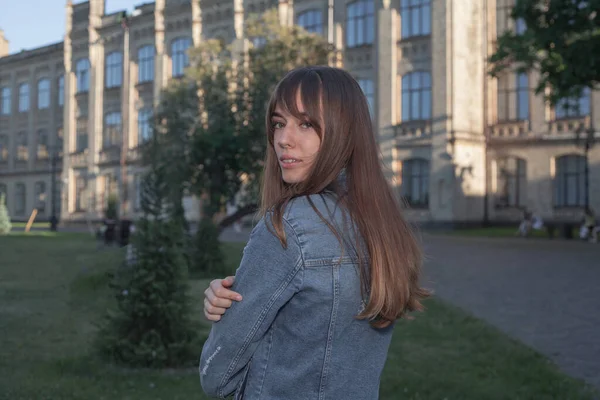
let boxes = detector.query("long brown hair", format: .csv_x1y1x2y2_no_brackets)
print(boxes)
260,66,430,328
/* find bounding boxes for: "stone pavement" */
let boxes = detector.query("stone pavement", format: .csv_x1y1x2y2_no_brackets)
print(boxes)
421,234,600,390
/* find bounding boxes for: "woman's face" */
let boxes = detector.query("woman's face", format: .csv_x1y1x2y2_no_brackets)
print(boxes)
271,94,321,184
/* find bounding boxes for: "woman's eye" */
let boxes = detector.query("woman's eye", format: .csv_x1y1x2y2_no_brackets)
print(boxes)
300,121,313,129
272,121,284,129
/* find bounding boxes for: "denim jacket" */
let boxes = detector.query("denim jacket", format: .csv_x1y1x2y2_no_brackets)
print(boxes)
199,192,395,399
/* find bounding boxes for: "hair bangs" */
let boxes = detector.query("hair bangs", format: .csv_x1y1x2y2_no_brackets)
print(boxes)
267,69,324,144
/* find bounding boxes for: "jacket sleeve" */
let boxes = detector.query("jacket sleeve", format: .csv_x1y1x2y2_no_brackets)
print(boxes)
199,216,303,398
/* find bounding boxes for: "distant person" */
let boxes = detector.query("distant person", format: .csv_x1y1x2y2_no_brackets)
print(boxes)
517,209,533,237
198,66,430,399
581,208,598,243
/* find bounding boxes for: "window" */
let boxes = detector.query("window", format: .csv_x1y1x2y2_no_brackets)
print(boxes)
251,37,267,48
35,181,46,214
401,0,431,39
555,88,590,119
36,129,49,160
76,119,88,152
1,87,10,115
171,37,192,77
104,112,122,148
515,18,526,34
495,157,526,208
134,174,142,211
297,10,323,35
58,75,65,106
496,0,514,35
401,71,431,121
105,52,123,88
357,79,374,116
15,183,26,216
554,155,586,208
76,58,90,93
0,184,7,204
56,127,64,157
75,176,87,211
401,158,429,207
102,173,118,208
346,0,375,47
138,108,153,144
497,72,529,121
16,132,28,161
18,83,30,112
138,45,155,83
0,135,8,162
37,79,51,109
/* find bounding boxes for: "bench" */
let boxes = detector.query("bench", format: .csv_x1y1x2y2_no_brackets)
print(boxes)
544,221,579,239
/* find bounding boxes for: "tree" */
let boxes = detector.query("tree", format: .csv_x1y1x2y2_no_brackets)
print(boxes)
96,138,200,368
0,193,11,235
488,0,599,208
186,9,335,229
488,0,600,106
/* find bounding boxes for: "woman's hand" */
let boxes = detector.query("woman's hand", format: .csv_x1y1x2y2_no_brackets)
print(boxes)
204,276,243,322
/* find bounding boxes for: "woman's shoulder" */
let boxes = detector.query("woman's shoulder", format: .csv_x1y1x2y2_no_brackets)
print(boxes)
283,193,342,223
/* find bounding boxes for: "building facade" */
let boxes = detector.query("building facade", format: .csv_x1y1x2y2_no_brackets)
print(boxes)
0,0,599,226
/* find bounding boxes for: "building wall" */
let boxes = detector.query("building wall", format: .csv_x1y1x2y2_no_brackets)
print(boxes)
0,0,599,225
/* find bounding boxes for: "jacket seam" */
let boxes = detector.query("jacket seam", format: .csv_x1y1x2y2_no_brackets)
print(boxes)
319,264,340,399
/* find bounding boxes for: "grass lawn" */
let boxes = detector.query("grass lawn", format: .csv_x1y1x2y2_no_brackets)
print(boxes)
0,233,596,400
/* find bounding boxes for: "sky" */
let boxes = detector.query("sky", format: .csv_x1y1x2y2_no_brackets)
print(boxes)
0,0,141,55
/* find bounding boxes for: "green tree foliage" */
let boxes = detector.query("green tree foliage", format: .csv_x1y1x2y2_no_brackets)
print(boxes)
96,138,199,368
0,193,11,235
186,9,334,226
488,0,600,106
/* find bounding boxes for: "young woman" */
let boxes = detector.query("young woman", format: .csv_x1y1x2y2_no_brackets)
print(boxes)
199,66,429,399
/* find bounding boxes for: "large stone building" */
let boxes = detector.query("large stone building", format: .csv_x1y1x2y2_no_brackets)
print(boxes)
0,0,599,226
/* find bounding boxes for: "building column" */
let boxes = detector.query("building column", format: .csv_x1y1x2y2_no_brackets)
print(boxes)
430,0,487,225
154,0,167,107
88,0,105,218
192,0,203,46
63,1,75,216
375,1,397,179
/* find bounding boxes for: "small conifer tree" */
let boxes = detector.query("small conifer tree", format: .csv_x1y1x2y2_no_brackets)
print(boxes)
0,193,11,235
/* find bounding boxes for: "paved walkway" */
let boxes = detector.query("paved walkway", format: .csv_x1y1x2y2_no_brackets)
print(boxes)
421,234,600,390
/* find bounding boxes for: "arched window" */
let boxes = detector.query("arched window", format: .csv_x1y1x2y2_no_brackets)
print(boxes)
105,52,123,88
555,88,590,119
400,0,431,38
16,132,28,161
37,79,51,109
18,83,30,112
76,58,90,93
401,71,431,121
495,157,526,208
36,129,49,160
103,112,122,148
15,183,26,216
346,0,375,47
554,155,586,207
138,108,153,143
401,158,429,207
0,135,8,162
297,10,323,35
138,45,155,83
35,181,47,214
171,37,192,77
